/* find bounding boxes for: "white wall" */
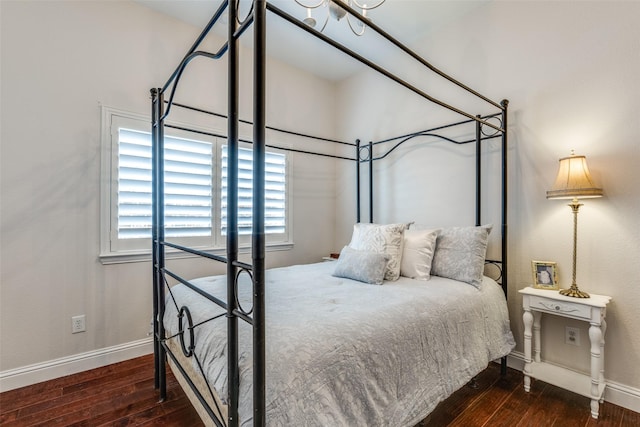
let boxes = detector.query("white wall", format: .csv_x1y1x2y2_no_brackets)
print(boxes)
0,0,338,376
335,0,640,397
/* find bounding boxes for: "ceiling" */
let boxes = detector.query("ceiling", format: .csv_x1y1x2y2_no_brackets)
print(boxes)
134,0,487,81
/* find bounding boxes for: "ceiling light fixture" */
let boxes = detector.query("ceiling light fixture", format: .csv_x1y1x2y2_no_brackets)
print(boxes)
295,0,386,36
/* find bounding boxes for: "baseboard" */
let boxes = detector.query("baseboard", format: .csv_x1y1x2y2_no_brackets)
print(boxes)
0,337,153,392
506,351,640,413
3,344,638,414
505,351,525,371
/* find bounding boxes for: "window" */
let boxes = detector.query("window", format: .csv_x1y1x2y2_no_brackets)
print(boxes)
100,107,290,263
117,128,213,240
221,146,287,236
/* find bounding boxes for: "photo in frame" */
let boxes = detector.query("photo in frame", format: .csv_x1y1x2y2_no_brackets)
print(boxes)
531,260,559,290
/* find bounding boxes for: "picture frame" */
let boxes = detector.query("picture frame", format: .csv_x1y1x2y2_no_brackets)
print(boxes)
531,260,559,290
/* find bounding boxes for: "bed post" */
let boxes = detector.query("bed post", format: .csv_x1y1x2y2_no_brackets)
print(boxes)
227,0,240,424
500,100,509,299
151,87,167,400
501,99,509,375
151,88,159,391
475,115,482,226
356,139,361,223
253,0,267,425
368,141,373,223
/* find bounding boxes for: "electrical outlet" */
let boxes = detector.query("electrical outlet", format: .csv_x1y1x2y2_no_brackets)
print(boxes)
565,326,580,346
72,315,86,334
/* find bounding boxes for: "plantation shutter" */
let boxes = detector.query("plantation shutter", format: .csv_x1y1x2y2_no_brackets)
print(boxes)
221,145,286,236
117,128,213,239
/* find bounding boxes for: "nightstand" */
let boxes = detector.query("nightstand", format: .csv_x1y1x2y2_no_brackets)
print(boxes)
519,287,611,419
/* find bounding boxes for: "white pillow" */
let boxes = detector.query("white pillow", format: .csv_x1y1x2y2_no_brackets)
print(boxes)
349,223,406,281
400,228,439,280
332,246,389,285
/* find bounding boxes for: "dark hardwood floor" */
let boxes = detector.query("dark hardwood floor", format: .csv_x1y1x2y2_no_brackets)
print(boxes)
1,354,638,426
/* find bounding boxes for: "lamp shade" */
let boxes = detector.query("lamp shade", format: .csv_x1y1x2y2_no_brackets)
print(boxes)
546,154,603,200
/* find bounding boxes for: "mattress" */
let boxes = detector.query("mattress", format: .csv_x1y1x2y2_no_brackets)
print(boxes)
163,261,515,426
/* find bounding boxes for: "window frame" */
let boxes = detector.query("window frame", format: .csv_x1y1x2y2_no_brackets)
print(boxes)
99,106,293,264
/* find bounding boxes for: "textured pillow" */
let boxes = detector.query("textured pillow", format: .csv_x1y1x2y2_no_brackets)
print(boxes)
332,246,389,285
400,228,439,280
349,223,406,281
414,224,492,288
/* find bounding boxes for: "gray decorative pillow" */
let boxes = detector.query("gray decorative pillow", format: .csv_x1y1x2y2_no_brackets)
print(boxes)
332,246,390,285
425,224,492,288
349,223,406,281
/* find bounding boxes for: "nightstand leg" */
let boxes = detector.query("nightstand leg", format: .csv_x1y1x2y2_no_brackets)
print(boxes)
599,319,607,403
589,324,603,419
523,309,533,392
533,311,542,363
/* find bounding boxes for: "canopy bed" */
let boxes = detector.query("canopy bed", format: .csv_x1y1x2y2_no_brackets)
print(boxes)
150,1,513,426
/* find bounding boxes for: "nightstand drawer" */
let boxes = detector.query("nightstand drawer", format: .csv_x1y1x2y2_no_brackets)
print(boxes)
528,295,592,320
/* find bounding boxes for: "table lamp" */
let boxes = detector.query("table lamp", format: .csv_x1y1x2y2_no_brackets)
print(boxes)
546,151,603,298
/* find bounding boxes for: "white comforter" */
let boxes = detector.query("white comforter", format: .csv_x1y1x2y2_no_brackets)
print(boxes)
163,262,515,426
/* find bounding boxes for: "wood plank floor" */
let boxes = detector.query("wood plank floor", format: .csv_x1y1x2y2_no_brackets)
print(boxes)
1,354,638,426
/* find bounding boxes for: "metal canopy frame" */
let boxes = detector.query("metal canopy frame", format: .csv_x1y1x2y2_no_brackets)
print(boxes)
151,1,508,426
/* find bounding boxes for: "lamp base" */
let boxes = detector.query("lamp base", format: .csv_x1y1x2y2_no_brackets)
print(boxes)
559,284,590,298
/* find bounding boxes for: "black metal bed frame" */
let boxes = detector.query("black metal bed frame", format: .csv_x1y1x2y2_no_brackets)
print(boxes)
151,1,509,426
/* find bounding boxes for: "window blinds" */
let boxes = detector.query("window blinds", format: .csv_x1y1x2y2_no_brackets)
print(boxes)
221,146,286,236
117,128,213,239
117,129,285,241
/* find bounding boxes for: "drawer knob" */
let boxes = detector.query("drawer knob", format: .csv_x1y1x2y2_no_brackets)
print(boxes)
555,305,561,310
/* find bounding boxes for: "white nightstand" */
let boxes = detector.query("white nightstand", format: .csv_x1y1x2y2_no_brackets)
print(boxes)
519,287,611,419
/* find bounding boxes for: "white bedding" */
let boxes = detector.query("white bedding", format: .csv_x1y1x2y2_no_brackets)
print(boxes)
163,262,515,427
